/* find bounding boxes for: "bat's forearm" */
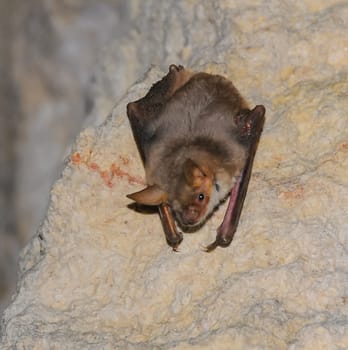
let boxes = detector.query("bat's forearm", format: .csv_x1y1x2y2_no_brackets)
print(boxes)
158,203,183,251
206,105,265,252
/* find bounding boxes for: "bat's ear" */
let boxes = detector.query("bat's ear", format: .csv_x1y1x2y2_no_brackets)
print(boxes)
127,185,168,206
184,159,210,187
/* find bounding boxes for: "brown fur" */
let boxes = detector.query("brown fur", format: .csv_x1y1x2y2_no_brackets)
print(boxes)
127,65,265,248
129,67,247,227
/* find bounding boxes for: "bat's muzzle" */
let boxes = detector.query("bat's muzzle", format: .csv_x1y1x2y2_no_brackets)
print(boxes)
179,206,203,226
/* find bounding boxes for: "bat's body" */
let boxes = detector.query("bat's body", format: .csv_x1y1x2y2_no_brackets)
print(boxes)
127,65,265,251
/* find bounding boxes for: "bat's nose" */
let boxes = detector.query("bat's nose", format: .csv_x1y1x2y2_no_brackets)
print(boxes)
182,206,200,226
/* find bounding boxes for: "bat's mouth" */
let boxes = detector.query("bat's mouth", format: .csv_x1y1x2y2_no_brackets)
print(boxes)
177,206,205,228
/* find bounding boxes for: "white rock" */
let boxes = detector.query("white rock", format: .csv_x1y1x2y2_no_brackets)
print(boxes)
1,1,348,349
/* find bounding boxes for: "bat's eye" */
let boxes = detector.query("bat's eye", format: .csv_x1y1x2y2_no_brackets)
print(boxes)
198,193,205,201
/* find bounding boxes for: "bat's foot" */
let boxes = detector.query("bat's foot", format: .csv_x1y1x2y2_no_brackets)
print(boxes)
235,105,265,142
169,64,184,72
166,64,194,97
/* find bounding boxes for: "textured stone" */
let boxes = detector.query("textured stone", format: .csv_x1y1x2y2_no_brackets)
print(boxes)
1,1,348,349
13,0,132,243
0,0,134,313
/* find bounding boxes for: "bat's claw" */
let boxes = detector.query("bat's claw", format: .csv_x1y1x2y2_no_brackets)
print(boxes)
203,240,219,253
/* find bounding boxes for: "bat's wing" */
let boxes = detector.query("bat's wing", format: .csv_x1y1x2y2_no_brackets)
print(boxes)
126,64,192,163
127,68,173,163
205,105,265,252
126,65,191,250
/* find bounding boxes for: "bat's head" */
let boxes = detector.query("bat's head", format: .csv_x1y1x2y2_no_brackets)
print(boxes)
126,158,215,228
171,159,214,227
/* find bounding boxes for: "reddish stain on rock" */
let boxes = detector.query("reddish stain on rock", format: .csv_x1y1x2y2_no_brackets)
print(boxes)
71,152,144,188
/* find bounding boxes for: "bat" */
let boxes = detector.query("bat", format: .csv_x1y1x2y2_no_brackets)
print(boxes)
126,64,265,251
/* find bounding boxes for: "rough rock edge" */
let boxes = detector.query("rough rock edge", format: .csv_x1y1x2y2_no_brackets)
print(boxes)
1,61,348,348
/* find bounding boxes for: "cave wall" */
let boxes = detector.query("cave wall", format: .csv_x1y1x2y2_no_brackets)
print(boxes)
1,1,347,348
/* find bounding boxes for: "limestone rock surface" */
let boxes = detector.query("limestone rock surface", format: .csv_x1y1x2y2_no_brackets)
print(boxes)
1,1,348,349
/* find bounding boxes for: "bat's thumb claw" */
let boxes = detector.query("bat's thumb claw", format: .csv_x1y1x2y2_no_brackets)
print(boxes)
166,232,183,252
204,235,233,252
204,240,219,253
